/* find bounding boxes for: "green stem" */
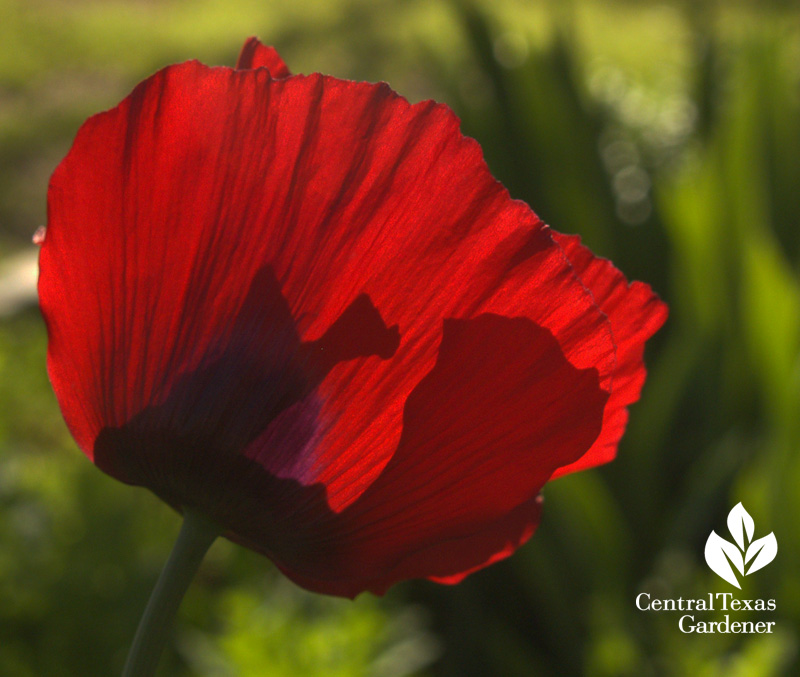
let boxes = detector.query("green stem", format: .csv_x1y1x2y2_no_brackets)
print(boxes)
122,509,221,677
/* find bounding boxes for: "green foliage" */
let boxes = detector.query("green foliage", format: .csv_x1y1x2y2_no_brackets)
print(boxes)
1,1,800,675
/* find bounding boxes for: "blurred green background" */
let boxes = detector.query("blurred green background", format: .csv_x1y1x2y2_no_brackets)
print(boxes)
1,0,799,674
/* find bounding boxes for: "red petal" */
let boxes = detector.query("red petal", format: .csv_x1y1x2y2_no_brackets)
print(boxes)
279,495,544,596
549,233,668,479
235,37,291,76
40,57,643,596
252,315,606,596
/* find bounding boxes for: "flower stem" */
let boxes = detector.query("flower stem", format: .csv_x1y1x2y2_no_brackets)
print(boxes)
122,509,221,677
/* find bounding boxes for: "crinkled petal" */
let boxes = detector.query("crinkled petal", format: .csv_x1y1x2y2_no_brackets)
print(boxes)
235,37,291,76
549,233,668,478
236,315,606,596
40,52,639,596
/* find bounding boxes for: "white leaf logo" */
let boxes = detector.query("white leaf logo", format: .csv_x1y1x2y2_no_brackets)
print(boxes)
727,502,754,550
746,533,778,575
705,503,777,588
705,531,744,588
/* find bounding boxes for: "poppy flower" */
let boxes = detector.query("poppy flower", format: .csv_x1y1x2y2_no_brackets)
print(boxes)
39,37,667,598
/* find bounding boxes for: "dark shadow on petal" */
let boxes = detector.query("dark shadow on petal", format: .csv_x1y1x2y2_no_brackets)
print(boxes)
94,265,398,520
223,315,605,597
270,314,606,594
95,297,603,597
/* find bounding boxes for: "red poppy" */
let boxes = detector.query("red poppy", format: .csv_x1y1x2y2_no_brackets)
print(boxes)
39,38,667,597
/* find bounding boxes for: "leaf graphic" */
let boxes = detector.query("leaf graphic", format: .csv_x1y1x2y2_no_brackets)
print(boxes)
705,531,744,588
745,533,777,575
727,502,755,550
